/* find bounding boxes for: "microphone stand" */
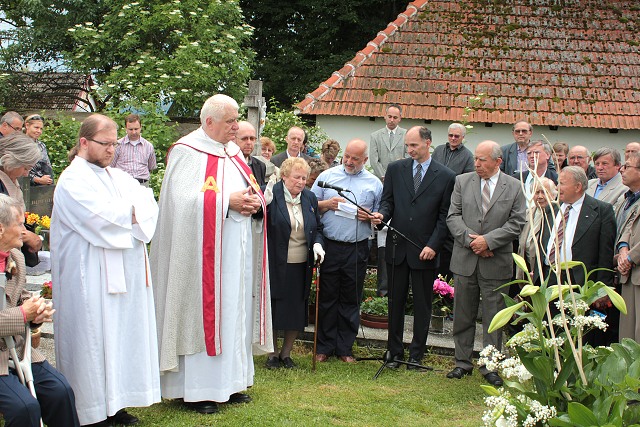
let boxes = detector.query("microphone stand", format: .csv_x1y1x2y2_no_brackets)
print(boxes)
337,190,434,378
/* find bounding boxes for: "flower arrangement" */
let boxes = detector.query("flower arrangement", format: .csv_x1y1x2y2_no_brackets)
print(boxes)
25,212,51,234
40,281,52,299
432,275,454,316
360,296,388,317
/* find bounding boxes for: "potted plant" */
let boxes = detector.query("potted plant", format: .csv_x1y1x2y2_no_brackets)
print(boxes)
431,275,454,333
25,212,51,251
360,296,388,329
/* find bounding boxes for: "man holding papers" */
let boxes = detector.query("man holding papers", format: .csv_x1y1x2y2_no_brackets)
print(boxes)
310,139,382,363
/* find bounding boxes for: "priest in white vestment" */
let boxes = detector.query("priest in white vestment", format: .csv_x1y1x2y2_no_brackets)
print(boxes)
51,114,160,426
151,94,272,414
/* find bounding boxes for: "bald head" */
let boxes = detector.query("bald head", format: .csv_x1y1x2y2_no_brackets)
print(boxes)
625,142,640,162
236,121,257,158
342,139,368,174
568,145,590,172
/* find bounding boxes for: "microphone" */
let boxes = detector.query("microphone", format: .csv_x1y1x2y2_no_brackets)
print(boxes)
317,181,350,193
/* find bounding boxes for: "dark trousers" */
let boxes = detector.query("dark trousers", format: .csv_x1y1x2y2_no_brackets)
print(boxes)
387,260,435,361
317,239,369,356
0,360,80,427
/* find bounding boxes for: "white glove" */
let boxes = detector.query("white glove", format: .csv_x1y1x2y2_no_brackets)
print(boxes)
313,243,325,264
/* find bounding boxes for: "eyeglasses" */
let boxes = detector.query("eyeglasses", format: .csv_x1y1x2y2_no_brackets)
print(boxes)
513,129,530,134
448,134,462,138
6,122,22,132
87,138,120,148
621,164,640,170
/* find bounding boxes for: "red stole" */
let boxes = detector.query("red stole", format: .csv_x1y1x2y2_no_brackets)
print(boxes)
169,142,268,356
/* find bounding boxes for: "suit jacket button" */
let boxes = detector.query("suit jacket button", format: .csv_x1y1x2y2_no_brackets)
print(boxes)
409,217,413,221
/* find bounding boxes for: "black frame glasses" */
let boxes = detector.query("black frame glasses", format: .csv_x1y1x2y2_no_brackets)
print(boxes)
621,164,640,171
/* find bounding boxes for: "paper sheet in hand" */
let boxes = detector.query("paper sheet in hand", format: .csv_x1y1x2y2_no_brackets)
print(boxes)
335,202,357,219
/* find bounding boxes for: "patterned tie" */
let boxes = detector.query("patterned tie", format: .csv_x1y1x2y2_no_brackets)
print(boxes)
482,179,491,216
413,164,422,193
548,204,572,265
389,131,394,147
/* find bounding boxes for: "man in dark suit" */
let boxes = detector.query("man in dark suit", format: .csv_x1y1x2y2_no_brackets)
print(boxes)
373,126,456,369
270,126,312,168
541,166,617,345
500,120,533,175
237,121,266,186
446,140,526,386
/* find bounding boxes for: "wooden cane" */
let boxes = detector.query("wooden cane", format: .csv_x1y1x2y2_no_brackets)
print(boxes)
312,261,320,371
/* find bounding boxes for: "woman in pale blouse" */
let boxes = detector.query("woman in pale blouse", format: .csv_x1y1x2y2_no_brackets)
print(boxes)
265,158,324,369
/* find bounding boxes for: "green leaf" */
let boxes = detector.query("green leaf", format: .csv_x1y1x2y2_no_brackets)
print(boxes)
512,252,530,278
480,384,500,396
567,402,599,426
601,285,627,315
488,301,525,333
519,284,539,297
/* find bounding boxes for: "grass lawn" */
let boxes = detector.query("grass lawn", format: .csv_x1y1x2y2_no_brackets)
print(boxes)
127,345,486,426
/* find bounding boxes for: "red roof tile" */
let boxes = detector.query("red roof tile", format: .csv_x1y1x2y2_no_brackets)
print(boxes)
298,0,640,129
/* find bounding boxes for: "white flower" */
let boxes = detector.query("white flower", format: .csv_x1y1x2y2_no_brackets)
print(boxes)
181,89,189,92
573,315,608,331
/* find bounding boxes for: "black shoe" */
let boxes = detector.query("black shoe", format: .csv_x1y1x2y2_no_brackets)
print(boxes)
484,372,503,387
226,392,252,404
446,367,472,379
385,354,403,369
109,409,138,425
265,356,281,369
185,400,219,414
279,356,296,369
406,357,426,371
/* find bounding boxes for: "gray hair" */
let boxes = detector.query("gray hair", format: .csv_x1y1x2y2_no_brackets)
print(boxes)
0,194,24,228
528,140,552,156
0,133,42,171
627,152,640,166
562,166,588,193
448,123,466,137
592,147,622,166
0,111,23,126
536,177,558,198
488,141,502,160
512,120,532,131
200,94,239,125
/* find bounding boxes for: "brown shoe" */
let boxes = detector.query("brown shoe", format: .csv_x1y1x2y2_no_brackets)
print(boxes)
315,353,329,362
339,355,356,363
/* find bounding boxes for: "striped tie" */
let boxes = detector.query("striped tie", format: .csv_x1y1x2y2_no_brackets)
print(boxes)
548,204,572,265
414,165,422,193
482,179,491,216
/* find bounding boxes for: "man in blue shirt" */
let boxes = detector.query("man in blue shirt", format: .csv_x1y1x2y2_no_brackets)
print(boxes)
311,139,382,363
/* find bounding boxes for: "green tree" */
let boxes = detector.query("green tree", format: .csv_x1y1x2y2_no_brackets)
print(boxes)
241,0,406,107
66,0,255,116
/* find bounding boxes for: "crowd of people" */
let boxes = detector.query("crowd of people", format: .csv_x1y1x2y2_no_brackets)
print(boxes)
0,98,637,425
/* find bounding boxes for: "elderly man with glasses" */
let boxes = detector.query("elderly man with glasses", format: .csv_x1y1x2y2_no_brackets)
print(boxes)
432,123,474,175
500,120,534,175
0,111,24,138
568,145,597,179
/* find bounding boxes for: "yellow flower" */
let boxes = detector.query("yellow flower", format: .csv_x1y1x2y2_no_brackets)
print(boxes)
38,215,51,229
26,212,40,226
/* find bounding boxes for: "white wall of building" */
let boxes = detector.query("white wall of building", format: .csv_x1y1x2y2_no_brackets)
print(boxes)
314,115,640,160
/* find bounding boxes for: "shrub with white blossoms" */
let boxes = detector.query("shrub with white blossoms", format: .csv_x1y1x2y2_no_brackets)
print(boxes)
477,209,640,425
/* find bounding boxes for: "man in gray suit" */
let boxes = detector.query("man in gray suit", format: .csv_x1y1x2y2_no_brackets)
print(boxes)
446,140,526,386
369,104,407,296
587,147,627,206
369,104,407,181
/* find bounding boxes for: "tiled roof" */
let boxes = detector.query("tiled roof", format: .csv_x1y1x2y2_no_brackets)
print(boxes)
298,0,640,130
3,72,94,112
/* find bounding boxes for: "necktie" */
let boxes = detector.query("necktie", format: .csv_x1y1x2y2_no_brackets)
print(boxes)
625,190,639,211
413,165,422,193
389,131,394,147
548,204,572,265
482,179,491,216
